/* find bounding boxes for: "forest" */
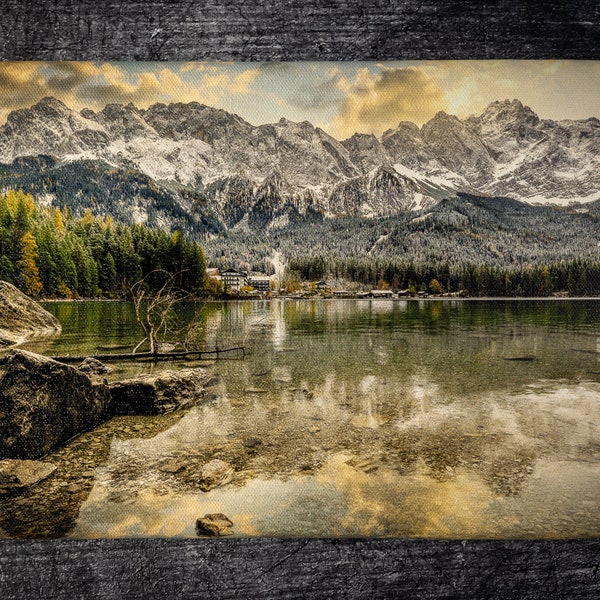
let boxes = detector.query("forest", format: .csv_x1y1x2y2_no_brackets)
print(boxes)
0,190,207,299
205,194,600,297
1,186,600,299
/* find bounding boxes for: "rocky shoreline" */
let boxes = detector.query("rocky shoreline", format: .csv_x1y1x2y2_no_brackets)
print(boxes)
0,279,214,510
0,350,208,462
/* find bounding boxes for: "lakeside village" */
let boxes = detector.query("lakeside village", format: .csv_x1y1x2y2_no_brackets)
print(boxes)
210,267,464,300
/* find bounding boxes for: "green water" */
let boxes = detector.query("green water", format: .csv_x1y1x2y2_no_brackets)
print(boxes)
3,299,600,538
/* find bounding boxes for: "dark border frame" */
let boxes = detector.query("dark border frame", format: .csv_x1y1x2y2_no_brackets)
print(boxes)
1,1,599,598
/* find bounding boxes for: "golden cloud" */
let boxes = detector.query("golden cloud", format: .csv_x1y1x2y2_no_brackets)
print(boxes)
329,67,447,139
0,63,261,123
0,63,48,119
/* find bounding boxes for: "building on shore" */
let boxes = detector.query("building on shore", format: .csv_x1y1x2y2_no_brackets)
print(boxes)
247,275,271,293
370,289,394,298
221,268,248,292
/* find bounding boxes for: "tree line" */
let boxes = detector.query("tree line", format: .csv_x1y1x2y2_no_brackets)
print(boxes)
0,190,207,299
287,255,600,297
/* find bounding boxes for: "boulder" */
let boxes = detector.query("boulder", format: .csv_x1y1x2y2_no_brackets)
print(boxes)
0,281,61,347
198,459,234,492
0,459,56,492
195,513,234,537
78,357,113,375
109,368,206,415
0,350,111,459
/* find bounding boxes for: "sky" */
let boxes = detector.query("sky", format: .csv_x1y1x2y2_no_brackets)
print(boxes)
0,61,598,139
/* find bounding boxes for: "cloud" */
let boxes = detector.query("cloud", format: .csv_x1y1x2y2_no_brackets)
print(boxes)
196,68,260,96
0,61,597,134
0,63,261,123
75,66,169,107
329,67,447,139
285,68,345,111
0,63,48,119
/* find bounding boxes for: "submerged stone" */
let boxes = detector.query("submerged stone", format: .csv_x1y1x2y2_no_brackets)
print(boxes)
0,459,56,491
0,350,111,459
109,368,207,415
198,459,234,491
158,458,187,474
195,513,234,537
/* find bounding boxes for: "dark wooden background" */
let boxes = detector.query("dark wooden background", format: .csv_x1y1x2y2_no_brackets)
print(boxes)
1,1,599,597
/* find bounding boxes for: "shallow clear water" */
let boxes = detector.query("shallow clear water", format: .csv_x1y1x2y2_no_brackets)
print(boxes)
3,299,600,538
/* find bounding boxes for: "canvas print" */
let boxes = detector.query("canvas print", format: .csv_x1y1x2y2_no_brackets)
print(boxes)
0,61,599,539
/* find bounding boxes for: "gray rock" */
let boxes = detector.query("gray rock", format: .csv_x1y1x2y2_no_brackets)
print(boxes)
109,368,206,415
0,459,56,491
0,350,111,459
198,459,234,492
78,357,113,375
0,281,61,347
195,513,234,537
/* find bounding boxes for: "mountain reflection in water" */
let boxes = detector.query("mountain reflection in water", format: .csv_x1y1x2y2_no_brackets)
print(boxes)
2,299,600,539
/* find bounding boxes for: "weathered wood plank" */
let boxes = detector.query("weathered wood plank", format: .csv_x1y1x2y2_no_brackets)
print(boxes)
0,0,598,61
1,538,599,599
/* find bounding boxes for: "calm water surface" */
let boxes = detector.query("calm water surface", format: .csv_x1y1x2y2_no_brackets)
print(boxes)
3,299,600,538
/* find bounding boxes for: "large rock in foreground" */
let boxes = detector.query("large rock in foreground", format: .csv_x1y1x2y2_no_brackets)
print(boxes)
0,281,61,347
109,368,207,415
0,350,111,459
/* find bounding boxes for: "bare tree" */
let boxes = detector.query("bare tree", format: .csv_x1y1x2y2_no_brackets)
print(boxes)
131,270,184,356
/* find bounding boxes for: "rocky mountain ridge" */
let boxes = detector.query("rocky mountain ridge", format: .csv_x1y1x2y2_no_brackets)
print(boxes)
0,97,598,231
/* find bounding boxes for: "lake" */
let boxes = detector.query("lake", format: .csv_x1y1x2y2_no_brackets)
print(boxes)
2,298,600,538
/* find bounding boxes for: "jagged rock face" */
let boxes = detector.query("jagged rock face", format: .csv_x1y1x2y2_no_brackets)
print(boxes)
465,99,543,157
328,166,425,217
421,111,496,188
0,96,598,231
0,281,62,347
0,97,109,158
0,350,111,459
381,122,439,171
86,103,158,141
143,102,252,143
341,133,389,172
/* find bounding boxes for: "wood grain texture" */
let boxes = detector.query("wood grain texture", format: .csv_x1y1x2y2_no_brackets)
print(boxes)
1,538,599,599
1,0,600,598
0,0,599,60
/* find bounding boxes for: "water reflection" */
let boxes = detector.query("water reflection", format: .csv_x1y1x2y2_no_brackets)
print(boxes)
3,299,600,538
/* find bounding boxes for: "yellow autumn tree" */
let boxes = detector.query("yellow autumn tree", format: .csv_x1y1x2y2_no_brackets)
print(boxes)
53,208,66,238
5,189,35,218
81,208,95,229
18,231,43,297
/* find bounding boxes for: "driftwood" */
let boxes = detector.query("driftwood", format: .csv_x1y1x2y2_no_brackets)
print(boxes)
49,347,246,363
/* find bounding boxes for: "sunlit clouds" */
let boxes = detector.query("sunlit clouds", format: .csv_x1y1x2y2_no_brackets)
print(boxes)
329,66,447,138
0,61,598,139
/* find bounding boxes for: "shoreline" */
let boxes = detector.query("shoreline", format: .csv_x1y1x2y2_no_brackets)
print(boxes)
38,295,600,304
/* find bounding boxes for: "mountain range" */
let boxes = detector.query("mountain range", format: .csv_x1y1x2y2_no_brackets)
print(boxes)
0,96,598,237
